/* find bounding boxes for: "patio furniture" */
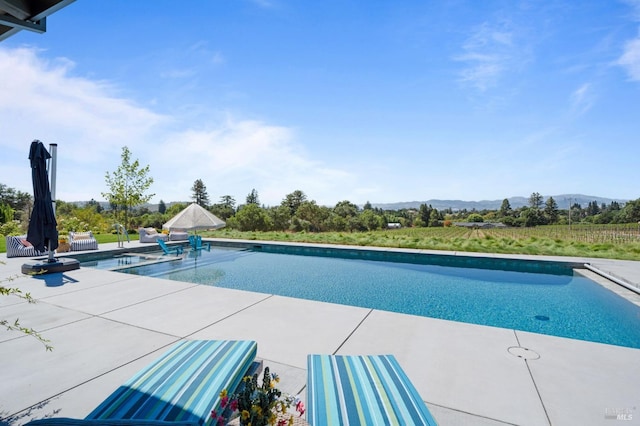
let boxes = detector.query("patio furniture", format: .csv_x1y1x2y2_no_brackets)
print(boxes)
5,235,46,258
69,231,98,251
139,227,168,243
169,229,189,241
307,354,437,426
25,340,259,426
158,239,184,256
188,235,211,251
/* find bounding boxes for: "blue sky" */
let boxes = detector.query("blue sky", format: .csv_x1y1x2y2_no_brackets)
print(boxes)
1,0,639,206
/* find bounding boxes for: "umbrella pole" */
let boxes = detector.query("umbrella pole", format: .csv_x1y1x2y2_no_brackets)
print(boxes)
47,143,57,263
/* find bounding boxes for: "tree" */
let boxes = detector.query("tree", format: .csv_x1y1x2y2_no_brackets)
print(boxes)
210,203,235,221
158,199,167,214
0,183,32,222
220,195,236,210
498,199,512,217
282,190,307,216
102,146,155,231
334,200,358,218
520,207,544,227
586,201,600,216
360,209,383,231
528,192,543,210
429,209,441,227
246,189,260,205
418,204,432,227
232,203,271,231
191,179,210,207
267,205,291,231
570,203,584,222
363,201,372,210
0,183,32,212
0,202,13,224
86,198,103,213
467,213,484,223
544,197,559,224
619,198,640,223
166,202,188,217
294,201,329,232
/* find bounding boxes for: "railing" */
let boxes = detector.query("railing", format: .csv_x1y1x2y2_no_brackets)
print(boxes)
113,224,130,248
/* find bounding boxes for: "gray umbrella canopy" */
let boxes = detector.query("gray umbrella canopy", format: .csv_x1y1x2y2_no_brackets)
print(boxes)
26,140,58,253
162,203,225,232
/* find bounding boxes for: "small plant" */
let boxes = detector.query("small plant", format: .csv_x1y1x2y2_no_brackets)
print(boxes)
211,367,305,426
1,264,52,351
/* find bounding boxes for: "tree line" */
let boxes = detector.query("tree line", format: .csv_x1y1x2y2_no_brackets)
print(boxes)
2,147,639,237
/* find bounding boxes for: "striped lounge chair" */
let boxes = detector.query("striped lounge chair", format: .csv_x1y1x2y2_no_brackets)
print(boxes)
307,354,438,426
5,235,46,258
26,340,258,426
69,231,99,251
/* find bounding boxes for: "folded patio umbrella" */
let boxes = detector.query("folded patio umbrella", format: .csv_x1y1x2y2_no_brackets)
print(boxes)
26,140,58,254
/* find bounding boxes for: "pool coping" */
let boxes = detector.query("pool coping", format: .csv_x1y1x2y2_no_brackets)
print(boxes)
1,239,639,426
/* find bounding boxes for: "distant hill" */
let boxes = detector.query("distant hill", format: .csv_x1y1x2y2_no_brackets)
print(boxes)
69,194,630,212
372,194,630,211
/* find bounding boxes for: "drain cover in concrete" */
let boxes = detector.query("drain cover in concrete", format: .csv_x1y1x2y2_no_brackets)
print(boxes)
508,346,540,360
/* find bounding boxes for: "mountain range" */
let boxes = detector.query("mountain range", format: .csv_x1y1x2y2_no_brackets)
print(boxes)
371,194,630,211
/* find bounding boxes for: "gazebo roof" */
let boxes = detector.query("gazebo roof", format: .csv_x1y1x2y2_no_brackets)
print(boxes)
0,0,76,42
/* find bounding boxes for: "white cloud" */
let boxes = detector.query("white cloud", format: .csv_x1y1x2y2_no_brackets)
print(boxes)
622,0,640,21
617,33,640,81
454,22,518,91
616,1,640,81
0,47,167,161
0,46,169,202
210,51,225,65
187,41,226,65
570,83,595,115
0,46,360,206
153,118,355,205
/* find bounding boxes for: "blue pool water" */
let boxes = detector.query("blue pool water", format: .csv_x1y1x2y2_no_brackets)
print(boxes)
83,245,640,349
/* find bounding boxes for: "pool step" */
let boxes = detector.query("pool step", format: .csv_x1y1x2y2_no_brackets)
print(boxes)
106,253,183,271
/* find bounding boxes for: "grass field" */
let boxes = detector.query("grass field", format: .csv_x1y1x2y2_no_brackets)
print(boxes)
2,224,639,260
208,224,640,261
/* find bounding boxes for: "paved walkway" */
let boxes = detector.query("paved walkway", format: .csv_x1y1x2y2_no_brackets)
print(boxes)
1,240,639,425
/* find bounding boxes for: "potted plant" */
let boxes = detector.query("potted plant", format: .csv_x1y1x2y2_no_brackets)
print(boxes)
57,235,70,253
211,367,305,426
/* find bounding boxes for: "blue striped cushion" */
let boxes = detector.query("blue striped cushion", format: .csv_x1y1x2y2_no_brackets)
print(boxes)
86,340,257,425
307,354,437,426
26,419,198,426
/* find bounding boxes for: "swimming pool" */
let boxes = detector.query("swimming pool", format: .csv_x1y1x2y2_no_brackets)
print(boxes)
81,244,640,348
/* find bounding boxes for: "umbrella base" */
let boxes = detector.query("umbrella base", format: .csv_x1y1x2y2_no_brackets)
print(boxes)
21,257,80,275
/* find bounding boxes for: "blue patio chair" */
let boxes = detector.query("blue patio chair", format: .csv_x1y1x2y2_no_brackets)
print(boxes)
188,235,211,251
307,354,438,426
158,239,184,255
25,340,259,426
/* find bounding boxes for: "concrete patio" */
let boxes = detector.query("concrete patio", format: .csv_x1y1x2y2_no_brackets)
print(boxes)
1,240,639,425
